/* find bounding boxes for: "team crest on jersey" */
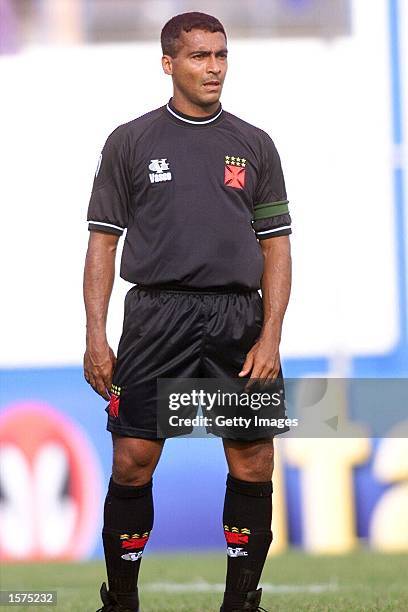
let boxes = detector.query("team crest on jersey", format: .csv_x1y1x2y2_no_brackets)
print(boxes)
224,155,246,189
149,158,172,183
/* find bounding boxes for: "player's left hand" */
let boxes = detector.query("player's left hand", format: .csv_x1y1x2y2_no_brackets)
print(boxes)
238,330,281,389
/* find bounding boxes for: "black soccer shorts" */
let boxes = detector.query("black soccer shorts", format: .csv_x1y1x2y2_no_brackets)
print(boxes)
105,285,290,440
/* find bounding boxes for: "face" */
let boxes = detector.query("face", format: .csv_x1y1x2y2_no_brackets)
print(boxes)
162,29,228,109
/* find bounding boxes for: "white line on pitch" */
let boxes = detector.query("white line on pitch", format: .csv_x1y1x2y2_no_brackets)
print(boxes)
143,581,339,594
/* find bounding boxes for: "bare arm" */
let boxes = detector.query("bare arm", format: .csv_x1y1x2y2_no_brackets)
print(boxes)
259,234,292,348
83,231,120,400
239,235,292,382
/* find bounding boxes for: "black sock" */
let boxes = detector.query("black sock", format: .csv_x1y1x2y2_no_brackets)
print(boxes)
102,476,153,606
222,473,272,605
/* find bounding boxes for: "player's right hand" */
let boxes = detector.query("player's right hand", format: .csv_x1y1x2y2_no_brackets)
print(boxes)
83,342,117,401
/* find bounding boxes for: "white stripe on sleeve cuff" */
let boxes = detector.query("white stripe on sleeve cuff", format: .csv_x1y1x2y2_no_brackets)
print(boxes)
256,225,291,236
88,221,125,231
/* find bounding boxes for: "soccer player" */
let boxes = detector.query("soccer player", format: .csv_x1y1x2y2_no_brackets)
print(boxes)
84,12,292,612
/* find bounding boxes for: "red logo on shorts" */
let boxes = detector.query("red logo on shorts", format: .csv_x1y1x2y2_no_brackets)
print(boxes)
108,385,121,418
224,155,246,190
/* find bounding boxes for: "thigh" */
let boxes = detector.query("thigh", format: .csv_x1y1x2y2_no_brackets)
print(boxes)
201,291,290,440
111,433,165,485
106,288,203,440
114,287,203,383
201,290,263,378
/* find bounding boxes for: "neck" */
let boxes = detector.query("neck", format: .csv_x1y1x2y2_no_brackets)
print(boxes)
171,93,220,117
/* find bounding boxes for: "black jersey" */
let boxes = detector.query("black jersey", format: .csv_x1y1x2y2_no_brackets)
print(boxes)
87,99,291,290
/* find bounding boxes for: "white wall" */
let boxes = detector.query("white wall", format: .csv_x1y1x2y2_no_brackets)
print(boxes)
0,0,401,366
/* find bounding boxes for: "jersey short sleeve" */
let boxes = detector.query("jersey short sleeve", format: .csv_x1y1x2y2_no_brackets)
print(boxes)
87,126,131,236
252,134,292,240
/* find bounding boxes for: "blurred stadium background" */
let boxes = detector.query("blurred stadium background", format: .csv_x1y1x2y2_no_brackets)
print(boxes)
0,0,407,609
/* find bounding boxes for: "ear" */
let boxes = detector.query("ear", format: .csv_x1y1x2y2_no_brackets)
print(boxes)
162,55,173,76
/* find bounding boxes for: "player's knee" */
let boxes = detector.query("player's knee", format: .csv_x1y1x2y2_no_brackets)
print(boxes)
233,464,273,482
112,449,157,486
231,446,274,482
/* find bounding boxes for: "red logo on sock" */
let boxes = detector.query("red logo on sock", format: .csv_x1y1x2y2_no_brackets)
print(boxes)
120,532,150,550
225,531,249,545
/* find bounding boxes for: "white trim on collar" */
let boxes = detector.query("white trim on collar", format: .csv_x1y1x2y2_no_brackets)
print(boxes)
166,103,223,125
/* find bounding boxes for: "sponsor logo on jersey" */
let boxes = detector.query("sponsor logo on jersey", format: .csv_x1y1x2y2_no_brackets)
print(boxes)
149,158,172,183
227,547,248,558
224,525,250,545
121,551,144,562
108,384,121,418
224,155,246,189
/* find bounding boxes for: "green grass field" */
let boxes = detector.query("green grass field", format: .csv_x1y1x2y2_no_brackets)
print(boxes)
2,551,408,611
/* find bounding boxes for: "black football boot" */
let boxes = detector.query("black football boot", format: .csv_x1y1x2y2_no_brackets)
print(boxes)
96,582,139,612
220,587,268,611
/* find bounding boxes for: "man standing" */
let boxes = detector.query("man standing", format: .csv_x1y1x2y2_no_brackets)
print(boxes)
84,12,292,612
